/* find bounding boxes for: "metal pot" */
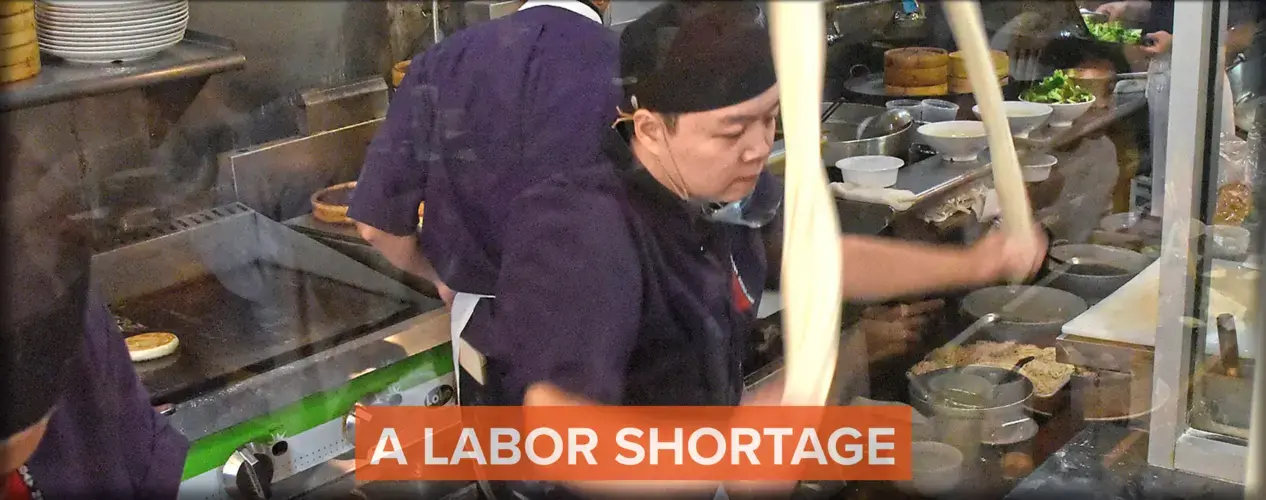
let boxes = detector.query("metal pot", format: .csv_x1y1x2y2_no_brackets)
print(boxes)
822,103,913,165
1228,52,1264,133
1045,244,1151,304
960,286,1088,347
909,366,1035,463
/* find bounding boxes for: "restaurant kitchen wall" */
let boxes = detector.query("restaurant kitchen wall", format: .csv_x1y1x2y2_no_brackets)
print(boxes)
2,0,451,245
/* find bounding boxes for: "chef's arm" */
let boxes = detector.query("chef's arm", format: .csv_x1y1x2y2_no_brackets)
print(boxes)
838,230,1045,302
524,383,794,499
356,223,442,285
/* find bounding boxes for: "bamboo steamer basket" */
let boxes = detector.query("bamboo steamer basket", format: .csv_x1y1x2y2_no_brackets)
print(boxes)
0,3,40,84
0,5,34,34
1,25,34,50
0,1,33,18
0,55,38,84
0,40,34,65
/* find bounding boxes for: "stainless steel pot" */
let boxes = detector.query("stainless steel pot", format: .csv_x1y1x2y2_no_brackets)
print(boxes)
960,286,1088,347
822,103,914,165
909,366,1035,462
1045,244,1151,304
1228,52,1264,133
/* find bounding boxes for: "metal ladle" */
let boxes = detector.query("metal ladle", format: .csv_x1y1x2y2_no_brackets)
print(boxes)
855,108,914,140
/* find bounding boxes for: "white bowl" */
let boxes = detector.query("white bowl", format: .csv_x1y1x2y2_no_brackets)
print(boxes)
40,37,180,63
37,9,186,30
971,101,1053,138
835,155,905,188
39,21,187,44
39,19,183,37
39,0,167,8
894,441,963,496
1020,153,1058,182
1022,95,1096,127
37,4,184,23
36,0,183,16
917,120,989,162
39,30,182,49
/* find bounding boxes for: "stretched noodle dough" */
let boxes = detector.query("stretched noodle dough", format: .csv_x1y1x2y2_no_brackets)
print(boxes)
768,1,843,406
942,0,1035,278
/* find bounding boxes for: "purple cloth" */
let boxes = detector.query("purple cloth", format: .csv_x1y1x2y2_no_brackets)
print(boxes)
24,292,188,499
348,6,620,299
488,151,778,405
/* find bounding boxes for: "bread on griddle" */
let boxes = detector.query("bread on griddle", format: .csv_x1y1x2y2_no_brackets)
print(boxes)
126,332,180,362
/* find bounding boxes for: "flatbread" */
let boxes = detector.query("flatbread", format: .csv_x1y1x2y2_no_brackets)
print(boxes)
768,1,843,406
126,332,180,362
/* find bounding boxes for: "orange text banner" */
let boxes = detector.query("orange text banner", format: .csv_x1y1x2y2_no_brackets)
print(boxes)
353,406,912,481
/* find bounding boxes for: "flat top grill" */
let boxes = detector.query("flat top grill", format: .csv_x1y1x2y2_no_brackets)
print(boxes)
114,260,417,404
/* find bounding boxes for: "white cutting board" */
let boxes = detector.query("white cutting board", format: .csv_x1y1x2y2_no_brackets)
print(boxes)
1061,259,1260,359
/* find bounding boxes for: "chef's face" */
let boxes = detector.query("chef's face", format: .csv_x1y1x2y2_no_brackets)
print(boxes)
637,85,779,203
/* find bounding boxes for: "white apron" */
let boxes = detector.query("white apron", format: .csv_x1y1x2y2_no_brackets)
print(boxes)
450,291,493,399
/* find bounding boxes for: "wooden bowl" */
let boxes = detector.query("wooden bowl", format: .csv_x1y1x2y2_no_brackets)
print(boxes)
311,181,357,225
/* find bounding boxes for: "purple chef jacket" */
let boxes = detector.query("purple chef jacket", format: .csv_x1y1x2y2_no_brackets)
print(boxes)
348,3,619,299
23,292,189,499
489,138,780,405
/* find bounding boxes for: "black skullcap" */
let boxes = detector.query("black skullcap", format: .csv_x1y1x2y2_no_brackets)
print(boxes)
619,1,774,114
0,130,89,439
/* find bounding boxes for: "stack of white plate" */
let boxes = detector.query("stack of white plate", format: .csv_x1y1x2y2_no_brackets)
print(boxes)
35,0,188,64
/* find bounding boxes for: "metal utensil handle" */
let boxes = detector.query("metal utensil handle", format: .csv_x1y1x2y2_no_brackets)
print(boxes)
944,312,1000,351
1000,260,1076,315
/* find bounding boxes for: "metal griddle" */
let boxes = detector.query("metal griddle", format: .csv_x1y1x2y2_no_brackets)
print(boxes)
92,203,428,405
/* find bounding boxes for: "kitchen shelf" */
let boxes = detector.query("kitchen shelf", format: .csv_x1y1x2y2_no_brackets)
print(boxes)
0,30,245,112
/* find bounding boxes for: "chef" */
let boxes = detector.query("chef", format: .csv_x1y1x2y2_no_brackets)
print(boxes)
348,0,620,406
481,4,1047,497
1,133,188,498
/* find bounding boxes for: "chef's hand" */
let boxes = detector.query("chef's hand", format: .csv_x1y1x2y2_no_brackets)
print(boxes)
971,224,1048,283
1142,31,1173,56
859,299,946,363
1095,0,1149,22
434,280,455,310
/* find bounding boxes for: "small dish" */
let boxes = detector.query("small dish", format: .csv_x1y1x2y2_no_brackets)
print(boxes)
894,441,963,496
971,101,1053,138
1020,153,1058,182
835,155,905,188
1022,95,1095,127
917,120,988,162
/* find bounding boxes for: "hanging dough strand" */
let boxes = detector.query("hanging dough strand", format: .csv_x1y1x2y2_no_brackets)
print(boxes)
942,0,1037,282
767,0,843,406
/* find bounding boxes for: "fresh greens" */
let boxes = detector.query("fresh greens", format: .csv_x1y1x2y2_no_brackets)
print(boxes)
1021,70,1095,104
1083,15,1143,44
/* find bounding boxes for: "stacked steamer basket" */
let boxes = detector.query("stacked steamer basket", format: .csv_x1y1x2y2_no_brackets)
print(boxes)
35,0,188,64
883,47,949,97
1,1,39,84
948,49,1011,94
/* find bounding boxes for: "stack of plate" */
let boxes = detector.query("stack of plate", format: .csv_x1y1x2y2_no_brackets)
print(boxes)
1,1,40,83
35,0,188,64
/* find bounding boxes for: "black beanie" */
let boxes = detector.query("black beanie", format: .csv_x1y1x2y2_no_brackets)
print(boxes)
619,1,775,114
